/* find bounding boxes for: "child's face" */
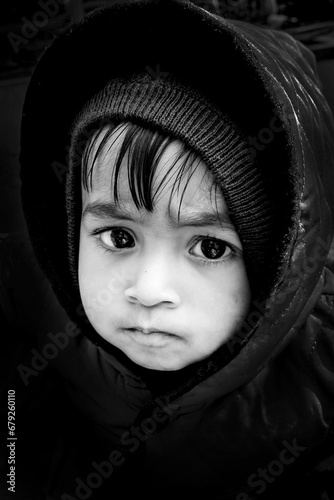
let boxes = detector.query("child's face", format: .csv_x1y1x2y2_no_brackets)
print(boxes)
79,125,251,370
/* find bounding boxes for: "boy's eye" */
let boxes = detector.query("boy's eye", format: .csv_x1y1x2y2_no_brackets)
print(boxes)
100,228,135,249
190,237,232,260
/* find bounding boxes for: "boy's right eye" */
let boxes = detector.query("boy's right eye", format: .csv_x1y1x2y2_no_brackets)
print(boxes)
99,228,135,250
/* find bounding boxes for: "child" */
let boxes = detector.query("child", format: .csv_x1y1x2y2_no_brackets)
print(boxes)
2,0,334,498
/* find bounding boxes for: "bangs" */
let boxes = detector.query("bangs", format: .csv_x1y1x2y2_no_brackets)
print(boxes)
81,121,222,217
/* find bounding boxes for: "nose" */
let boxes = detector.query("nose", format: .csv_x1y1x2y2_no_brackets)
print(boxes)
124,253,181,308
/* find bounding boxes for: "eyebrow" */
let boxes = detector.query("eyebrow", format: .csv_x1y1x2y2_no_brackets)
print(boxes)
82,201,234,228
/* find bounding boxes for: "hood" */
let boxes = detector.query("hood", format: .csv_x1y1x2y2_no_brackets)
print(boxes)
20,0,334,400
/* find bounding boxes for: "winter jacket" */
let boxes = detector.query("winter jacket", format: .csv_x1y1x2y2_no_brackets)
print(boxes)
1,1,334,499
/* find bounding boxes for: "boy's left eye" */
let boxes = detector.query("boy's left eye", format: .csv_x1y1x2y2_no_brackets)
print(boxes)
190,237,232,260
99,228,135,249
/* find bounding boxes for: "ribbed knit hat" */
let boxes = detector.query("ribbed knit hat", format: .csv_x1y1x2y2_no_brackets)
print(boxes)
67,72,273,290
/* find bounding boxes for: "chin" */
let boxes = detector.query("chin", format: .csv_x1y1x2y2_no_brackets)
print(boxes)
127,353,187,372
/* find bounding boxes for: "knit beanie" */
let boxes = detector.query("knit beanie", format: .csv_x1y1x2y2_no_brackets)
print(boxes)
67,72,274,293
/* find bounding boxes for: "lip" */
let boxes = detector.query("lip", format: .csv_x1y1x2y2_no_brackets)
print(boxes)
122,327,179,347
124,324,178,336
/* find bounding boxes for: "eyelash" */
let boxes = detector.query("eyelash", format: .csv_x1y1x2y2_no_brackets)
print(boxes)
90,226,133,255
190,235,238,267
89,227,239,266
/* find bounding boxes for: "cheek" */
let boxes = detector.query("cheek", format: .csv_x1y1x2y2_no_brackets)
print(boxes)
187,264,251,328
78,234,121,321
78,234,138,327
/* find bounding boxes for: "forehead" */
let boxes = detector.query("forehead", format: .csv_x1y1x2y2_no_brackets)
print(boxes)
82,123,228,216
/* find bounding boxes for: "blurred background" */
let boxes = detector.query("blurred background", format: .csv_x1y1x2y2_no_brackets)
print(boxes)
1,0,334,233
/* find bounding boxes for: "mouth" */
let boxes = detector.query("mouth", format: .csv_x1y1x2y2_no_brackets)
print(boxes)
122,326,180,347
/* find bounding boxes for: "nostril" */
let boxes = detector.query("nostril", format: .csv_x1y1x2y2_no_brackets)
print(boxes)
124,272,181,308
126,293,139,304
